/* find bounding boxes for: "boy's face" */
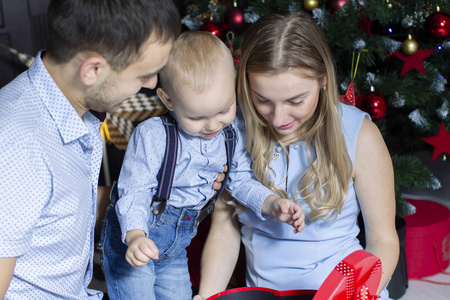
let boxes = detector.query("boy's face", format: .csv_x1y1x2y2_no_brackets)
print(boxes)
169,70,236,139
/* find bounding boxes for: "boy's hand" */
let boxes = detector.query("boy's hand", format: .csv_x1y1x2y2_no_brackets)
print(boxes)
262,195,305,234
193,295,206,300
125,230,159,267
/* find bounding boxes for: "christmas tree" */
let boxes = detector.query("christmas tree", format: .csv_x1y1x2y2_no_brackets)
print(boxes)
182,0,450,216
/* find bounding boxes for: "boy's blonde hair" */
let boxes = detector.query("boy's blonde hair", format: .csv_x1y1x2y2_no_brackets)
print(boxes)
238,11,352,221
159,31,235,97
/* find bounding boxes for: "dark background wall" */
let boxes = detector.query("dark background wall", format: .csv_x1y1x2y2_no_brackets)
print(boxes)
0,0,51,88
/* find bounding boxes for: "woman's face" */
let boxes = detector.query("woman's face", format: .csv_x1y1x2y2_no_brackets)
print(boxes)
248,70,322,143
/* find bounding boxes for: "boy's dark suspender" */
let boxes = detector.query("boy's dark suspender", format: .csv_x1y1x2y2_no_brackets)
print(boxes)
150,114,179,215
151,112,236,225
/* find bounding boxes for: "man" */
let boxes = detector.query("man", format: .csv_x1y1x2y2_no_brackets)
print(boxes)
0,0,180,298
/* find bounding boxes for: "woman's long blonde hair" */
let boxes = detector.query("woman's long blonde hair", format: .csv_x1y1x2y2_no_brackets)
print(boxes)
238,11,352,221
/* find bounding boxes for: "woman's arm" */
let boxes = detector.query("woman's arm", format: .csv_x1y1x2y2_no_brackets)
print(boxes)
353,118,399,294
196,192,242,299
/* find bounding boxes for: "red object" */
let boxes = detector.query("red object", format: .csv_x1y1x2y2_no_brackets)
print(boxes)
356,92,388,121
222,7,246,32
427,12,450,41
208,287,315,300
357,14,373,37
392,49,436,76
340,79,358,105
404,199,450,278
208,250,382,300
201,21,224,39
422,122,450,161
314,250,381,300
327,0,348,14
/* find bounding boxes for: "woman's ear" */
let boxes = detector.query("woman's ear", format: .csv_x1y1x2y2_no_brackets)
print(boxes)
79,54,109,87
157,88,174,111
321,76,328,90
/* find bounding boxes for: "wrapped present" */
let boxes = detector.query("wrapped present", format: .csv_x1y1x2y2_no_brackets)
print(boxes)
207,287,315,300
208,250,381,300
314,250,381,300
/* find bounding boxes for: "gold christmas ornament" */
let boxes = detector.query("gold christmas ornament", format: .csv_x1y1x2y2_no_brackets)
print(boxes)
304,0,319,11
386,0,393,9
403,35,418,55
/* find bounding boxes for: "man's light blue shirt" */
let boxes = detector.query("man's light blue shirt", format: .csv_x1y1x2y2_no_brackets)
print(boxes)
116,110,273,242
0,52,103,299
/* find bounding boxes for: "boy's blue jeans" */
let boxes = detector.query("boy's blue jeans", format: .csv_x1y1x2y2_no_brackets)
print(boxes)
99,202,200,300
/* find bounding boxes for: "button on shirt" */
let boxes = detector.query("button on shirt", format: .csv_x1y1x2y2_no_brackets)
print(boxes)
116,110,273,242
0,52,103,299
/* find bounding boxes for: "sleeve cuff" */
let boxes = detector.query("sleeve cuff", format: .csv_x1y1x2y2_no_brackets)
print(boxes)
232,185,273,220
116,209,149,245
120,219,149,245
0,239,31,257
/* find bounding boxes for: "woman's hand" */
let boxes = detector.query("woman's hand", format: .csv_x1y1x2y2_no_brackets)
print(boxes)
212,164,228,196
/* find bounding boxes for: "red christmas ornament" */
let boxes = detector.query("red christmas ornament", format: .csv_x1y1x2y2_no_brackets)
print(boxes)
222,7,246,32
422,122,450,161
356,92,388,121
327,0,348,14
427,12,450,41
392,49,435,76
201,21,224,39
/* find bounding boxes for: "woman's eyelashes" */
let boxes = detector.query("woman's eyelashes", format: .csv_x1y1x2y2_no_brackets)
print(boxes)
289,100,304,106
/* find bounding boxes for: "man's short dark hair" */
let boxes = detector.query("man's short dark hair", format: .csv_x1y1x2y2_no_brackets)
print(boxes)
47,0,181,71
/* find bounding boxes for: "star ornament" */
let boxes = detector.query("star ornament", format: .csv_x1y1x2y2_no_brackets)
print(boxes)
422,122,450,161
357,14,373,37
392,50,435,76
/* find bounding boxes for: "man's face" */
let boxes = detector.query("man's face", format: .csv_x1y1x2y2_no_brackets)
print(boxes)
84,38,172,113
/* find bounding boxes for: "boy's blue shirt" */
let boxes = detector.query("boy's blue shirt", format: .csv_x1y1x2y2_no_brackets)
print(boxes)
116,108,273,242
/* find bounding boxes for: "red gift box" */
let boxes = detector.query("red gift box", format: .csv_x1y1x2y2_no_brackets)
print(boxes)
208,250,381,300
207,287,315,299
404,199,450,278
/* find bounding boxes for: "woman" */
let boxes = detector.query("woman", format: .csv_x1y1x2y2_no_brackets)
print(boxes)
194,10,399,300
